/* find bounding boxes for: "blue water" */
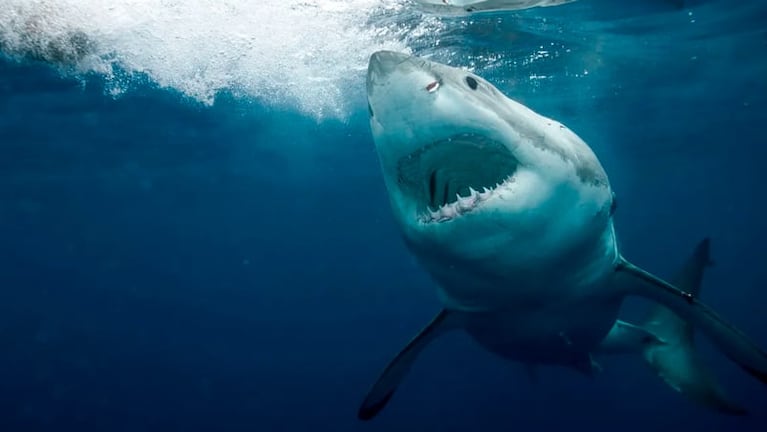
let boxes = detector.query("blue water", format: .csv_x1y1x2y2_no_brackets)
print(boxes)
1,1,766,431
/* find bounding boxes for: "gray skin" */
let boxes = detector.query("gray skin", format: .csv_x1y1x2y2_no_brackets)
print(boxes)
358,50,767,421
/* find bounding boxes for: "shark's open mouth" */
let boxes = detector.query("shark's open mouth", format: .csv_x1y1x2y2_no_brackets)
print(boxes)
396,133,519,223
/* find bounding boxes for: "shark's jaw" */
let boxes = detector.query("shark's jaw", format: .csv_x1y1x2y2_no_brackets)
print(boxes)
365,49,620,316
366,50,615,268
395,132,519,224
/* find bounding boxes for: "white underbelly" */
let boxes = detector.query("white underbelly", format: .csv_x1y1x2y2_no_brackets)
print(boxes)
415,224,621,363
417,222,620,313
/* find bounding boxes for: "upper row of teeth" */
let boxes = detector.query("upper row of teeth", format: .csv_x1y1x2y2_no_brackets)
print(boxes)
424,177,513,222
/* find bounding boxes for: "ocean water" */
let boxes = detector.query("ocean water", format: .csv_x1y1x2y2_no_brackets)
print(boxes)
0,0,766,431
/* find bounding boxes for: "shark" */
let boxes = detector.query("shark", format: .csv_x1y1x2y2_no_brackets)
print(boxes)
358,50,767,420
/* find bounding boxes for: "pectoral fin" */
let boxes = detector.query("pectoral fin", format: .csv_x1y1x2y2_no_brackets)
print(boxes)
599,320,665,354
358,309,459,421
617,238,767,409
640,238,746,414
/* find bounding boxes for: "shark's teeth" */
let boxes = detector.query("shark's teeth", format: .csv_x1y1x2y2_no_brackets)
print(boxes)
440,204,458,220
457,193,476,211
420,175,516,224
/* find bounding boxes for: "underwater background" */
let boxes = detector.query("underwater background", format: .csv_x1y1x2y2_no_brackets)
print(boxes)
0,0,765,430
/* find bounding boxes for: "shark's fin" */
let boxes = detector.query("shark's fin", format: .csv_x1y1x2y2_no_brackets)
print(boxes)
617,238,767,412
639,238,747,415
358,309,458,421
598,318,745,414
643,237,712,340
598,320,665,354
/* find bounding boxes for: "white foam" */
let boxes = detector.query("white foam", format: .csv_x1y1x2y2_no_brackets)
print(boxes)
0,0,442,120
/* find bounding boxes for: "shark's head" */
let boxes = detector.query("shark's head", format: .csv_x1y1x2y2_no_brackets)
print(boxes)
366,51,615,279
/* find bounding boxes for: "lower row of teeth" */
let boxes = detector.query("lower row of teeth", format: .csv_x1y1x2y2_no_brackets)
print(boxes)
425,177,512,222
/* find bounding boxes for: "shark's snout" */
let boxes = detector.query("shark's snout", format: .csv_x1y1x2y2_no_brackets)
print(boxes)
368,51,410,77
367,51,414,96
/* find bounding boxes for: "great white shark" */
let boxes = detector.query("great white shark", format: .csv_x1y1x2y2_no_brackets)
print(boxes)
358,50,767,420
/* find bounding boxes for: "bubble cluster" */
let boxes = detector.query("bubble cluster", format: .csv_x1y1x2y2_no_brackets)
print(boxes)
0,0,438,120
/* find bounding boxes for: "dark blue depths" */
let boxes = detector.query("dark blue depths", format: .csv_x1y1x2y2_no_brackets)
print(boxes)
1,2,766,432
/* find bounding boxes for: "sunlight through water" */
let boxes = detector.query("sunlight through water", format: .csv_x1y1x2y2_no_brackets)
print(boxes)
0,0,446,120
1,1,763,121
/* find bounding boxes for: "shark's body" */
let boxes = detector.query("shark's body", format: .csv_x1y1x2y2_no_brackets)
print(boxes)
359,51,767,420
413,0,576,15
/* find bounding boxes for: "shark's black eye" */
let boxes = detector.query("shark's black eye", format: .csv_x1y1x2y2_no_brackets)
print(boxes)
465,76,478,90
